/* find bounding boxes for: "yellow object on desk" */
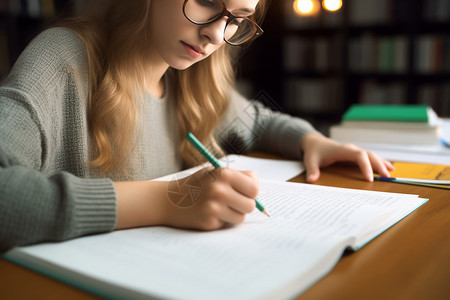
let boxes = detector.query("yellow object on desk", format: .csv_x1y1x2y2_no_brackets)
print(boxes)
375,162,450,190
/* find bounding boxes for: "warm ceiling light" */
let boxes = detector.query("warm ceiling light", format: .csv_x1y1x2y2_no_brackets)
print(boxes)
322,0,342,12
293,0,320,16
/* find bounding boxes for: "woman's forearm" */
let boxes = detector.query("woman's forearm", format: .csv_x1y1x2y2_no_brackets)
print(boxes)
114,180,170,229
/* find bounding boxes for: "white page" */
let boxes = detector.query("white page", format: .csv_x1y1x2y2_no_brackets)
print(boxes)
353,142,450,165
155,154,305,181
343,118,450,164
441,118,450,142
5,180,427,300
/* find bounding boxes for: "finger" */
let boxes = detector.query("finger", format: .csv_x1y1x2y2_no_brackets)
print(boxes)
226,169,259,199
219,206,247,225
385,159,395,171
367,152,391,177
306,169,321,183
303,153,321,183
221,186,256,214
200,191,249,225
240,170,258,181
206,171,256,214
335,144,374,181
353,150,374,182
238,170,260,193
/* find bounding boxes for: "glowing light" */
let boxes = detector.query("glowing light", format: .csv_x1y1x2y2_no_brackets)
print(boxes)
322,0,342,12
293,0,320,16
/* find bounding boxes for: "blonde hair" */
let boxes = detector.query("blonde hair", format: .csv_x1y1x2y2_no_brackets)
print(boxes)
58,0,269,174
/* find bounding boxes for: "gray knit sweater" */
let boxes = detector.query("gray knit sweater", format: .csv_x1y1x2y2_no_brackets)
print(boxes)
0,28,317,252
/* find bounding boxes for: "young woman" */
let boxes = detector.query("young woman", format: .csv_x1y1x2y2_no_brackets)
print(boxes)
0,0,393,252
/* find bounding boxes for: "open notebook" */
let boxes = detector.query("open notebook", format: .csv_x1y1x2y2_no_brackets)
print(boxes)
4,157,427,300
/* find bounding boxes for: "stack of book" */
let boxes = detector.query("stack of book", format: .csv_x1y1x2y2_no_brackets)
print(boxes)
330,104,441,145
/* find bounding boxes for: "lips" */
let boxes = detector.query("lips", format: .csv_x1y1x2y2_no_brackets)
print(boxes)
181,41,205,59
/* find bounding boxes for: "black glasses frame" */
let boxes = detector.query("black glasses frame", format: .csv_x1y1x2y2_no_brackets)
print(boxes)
182,0,264,46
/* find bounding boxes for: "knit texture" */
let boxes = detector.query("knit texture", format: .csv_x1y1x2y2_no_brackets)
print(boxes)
0,28,318,252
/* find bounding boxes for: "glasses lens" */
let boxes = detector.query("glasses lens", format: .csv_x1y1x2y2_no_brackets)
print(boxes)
184,0,224,24
225,18,259,45
183,0,263,46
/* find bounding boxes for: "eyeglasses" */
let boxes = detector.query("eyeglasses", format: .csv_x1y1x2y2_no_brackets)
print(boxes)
182,0,264,46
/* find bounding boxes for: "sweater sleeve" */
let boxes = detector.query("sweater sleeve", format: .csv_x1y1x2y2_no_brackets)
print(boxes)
214,89,321,159
0,146,116,253
0,28,117,253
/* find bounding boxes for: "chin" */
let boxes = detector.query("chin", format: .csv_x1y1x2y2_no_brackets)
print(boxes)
171,64,193,71
170,61,199,71
168,55,209,71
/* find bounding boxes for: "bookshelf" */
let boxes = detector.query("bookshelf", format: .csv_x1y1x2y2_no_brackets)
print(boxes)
239,0,450,134
0,0,81,82
2,0,450,127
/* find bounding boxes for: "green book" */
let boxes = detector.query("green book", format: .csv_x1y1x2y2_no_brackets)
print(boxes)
342,104,433,123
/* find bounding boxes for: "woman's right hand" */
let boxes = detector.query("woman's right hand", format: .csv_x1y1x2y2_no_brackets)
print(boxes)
114,168,259,231
162,168,259,230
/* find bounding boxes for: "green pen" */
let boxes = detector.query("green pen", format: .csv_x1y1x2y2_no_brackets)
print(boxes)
186,132,270,217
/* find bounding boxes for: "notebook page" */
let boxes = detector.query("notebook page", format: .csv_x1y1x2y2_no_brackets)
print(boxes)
6,180,427,300
154,154,305,181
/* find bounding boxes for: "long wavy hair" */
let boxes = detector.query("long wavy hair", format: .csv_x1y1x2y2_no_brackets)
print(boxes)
58,0,269,174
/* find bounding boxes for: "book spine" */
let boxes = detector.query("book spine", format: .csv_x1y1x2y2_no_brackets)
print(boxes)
349,0,391,25
26,0,41,17
348,35,408,74
41,0,55,18
0,29,10,83
358,81,406,105
285,78,342,114
330,126,439,145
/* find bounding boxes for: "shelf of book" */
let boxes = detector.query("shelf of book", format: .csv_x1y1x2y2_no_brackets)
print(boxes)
240,0,450,133
0,0,81,82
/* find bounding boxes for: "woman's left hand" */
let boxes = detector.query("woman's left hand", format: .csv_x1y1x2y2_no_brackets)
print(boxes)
301,133,395,183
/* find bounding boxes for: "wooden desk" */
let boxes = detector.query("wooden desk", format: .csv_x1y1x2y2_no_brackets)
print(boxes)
1,163,449,300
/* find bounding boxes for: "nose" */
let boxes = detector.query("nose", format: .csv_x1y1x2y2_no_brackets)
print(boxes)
199,18,227,45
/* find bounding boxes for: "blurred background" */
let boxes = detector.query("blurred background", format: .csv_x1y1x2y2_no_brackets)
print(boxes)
1,0,450,134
